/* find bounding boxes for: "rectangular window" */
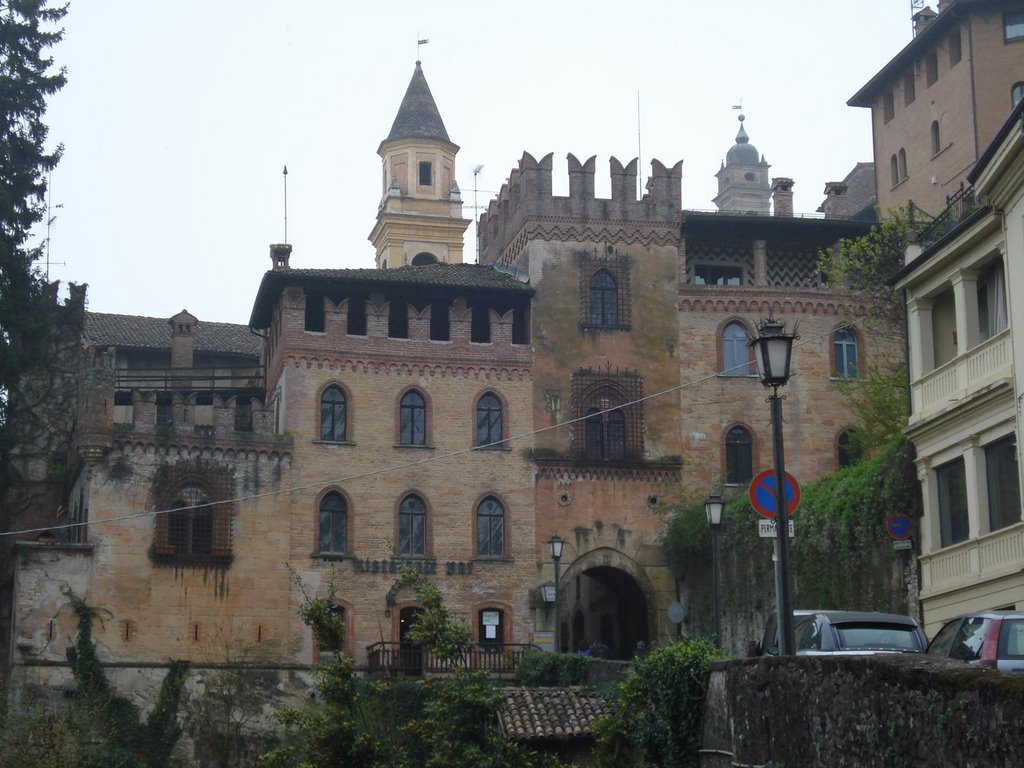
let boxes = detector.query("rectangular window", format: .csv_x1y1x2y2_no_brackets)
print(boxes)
937,458,969,548
156,394,173,426
925,52,938,86
949,31,962,65
882,90,895,123
418,161,432,186
693,264,742,286
977,263,1008,342
1006,12,1024,42
903,72,916,106
986,436,1021,532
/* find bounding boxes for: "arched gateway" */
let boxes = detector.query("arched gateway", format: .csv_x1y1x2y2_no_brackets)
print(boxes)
558,547,656,659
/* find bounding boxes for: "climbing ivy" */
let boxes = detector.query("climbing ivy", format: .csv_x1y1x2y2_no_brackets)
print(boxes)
662,437,922,635
62,590,190,768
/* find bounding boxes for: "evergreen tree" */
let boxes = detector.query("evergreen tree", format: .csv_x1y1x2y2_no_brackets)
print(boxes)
0,0,68,495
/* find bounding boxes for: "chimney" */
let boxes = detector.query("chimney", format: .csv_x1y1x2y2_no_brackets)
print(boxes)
912,7,937,36
819,182,849,219
169,309,197,369
936,0,952,14
771,177,795,218
270,243,292,271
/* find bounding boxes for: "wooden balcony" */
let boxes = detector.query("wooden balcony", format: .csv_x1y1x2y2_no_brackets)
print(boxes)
921,523,1024,598
366,642,540,677
910,330,1012,423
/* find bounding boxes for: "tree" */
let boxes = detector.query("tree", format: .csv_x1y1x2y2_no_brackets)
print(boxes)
0,0,68,497
819,209,911,453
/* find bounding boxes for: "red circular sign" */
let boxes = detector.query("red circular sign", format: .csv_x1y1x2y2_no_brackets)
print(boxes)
748,469,801,520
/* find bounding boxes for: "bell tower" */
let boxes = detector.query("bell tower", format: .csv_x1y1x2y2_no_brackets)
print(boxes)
713,114,772,214
368,61,470,269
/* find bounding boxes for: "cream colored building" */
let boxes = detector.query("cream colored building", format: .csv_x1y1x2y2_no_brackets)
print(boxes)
892,98,1024,634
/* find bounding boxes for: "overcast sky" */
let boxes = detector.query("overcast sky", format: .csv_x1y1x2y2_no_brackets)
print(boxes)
39,0,913,324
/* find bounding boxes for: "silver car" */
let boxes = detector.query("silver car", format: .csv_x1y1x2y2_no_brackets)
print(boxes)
926,610,1024,673
759,610,928,656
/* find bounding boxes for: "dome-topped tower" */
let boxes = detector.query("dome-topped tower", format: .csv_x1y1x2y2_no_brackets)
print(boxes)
713,114,771,214
368,61,470,269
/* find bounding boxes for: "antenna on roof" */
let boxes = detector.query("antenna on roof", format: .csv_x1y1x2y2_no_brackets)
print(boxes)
637,90,642,201
282,165,288,244
473,165,483,263
44,172,64,282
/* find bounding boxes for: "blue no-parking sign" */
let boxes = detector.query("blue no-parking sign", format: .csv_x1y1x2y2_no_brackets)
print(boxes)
748,469,801,520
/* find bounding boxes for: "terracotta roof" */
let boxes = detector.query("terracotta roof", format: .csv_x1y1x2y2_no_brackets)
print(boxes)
85,312,261,357
384,61,452,145
499,687,613,741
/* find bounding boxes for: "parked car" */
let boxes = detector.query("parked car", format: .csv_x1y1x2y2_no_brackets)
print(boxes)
757,610,928,656
925,611,1024,673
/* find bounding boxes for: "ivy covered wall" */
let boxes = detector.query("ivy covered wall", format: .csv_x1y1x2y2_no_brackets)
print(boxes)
663,438,922,655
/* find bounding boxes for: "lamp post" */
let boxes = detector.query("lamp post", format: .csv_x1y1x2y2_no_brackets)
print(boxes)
548,535,564,653
749,313,798,656
704,493,725,641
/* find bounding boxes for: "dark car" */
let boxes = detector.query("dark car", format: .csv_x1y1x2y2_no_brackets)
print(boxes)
758,610,928,656
926,611,1024,673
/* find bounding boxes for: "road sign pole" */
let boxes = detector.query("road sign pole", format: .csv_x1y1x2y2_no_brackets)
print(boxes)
770,393,796,656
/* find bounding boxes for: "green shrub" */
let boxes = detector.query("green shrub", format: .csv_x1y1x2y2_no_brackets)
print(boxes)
593,638,725,768
516,652,590,687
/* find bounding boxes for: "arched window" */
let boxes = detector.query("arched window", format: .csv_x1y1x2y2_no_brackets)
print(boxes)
725,427,753,485
399,495,427,556
476,393,503,447
320,386,347,442
837,430,862,468
318,492,348,554
1012,82,1024,109
584,407,626,461
833,328,859,379
168,486,213,556
898,148,908,181
890,154,899,187
399,390,426,446
411,252,438,266
476,496,505,557
931,121,942,156
590,270,618,326
722,322,752,376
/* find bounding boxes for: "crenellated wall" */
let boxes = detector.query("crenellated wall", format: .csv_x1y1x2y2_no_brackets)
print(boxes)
479,152,683,267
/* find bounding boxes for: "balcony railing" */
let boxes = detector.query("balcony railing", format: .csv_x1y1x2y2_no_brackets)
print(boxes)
910,183,980,248
366,642,540,677
922,523,1024,597
115,368,264,394
910,331,1011,421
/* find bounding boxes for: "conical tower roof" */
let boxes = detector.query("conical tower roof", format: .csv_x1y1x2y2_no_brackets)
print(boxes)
384,61,452,144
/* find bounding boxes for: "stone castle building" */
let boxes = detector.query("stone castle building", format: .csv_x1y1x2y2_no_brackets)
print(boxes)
6,61,888,696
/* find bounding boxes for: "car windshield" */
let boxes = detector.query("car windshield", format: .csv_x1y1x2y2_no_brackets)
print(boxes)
834,622,921,650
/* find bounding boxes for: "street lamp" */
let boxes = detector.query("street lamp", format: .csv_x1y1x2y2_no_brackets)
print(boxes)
749,313,798,656
548,535,564,653
704,493,725,641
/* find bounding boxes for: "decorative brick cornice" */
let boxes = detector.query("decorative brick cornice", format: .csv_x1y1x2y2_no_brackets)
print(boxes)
534,461,682,484
500,217,681,266
284,355,533,382
113,438,292,464
678,289,868,318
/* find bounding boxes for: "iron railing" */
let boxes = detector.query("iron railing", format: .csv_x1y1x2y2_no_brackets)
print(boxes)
114,368,263,394
366,642,540,677
911,183,981,247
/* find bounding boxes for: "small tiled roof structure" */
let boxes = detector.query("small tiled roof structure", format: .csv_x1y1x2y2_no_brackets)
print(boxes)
499,687,613,741
85,312,261,357
384,61,452,145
